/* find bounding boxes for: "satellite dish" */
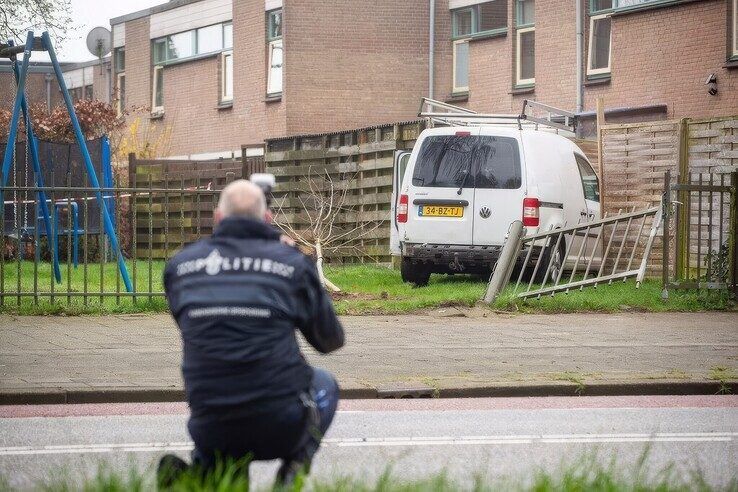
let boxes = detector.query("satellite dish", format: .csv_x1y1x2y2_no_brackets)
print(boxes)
86,26,112,59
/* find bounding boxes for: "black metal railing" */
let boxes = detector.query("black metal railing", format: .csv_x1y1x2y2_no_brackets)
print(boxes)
0,183,222,310
664,171,737,296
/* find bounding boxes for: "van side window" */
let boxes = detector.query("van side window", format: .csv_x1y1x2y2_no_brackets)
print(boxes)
574,153,600,202
412,135,521,189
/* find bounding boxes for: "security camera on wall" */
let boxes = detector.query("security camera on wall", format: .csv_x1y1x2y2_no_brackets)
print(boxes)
705,74,717,96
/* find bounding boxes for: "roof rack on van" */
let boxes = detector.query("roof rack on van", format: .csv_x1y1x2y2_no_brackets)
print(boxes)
417,97,577,134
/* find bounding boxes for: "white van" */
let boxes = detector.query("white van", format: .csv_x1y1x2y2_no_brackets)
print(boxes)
390,101,600,286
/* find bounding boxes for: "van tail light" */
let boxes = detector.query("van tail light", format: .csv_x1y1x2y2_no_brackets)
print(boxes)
397,194,409,223
522,197,540,227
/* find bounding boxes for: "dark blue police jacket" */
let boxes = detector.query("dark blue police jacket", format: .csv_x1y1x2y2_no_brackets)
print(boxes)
163,217,345,417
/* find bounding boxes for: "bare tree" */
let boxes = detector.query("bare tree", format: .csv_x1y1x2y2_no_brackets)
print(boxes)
1,0,73,45
273,168,384,292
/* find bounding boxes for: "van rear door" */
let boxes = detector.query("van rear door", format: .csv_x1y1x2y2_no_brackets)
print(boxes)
391,150,412,255
471,130,525,246
404,129,479,246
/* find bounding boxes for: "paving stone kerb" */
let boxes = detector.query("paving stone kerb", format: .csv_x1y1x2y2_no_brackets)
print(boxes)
0,312,736,404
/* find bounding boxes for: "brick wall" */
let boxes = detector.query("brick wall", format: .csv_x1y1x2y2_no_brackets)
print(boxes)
0,71,62,112
233,0,286,144
106,0,738,157
584,0,738,117
91,64,110,103
121,17,151,112
284,0,430,135
437,0,737,120
115,2,286,157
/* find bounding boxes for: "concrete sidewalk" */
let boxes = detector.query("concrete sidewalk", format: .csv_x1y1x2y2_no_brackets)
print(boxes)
0,312,736,403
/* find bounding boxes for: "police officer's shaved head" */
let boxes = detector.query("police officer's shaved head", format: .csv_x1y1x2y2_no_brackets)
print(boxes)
215,179,267,223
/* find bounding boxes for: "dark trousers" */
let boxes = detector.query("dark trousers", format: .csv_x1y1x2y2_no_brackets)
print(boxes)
188,368,339,469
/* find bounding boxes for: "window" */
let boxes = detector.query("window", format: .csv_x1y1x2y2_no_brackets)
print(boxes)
167,31,195,60
412,136,522,190
515,0,535,86
613,0,663,8
452,1,507,38
197,24,223,54
598,0,689,11
152,23,232,65
516,27,535,85
517,0,535,26
224,22,233,50
588,14,611,75
221,51,233,102
114,48,125,73
453,39,469,93
453,8,474,37
117,73,126,116
590,0,613,11
267,39,283,95
268,9,282,40
575,154,600,202
84,84,93,100
267,9,283,96
114,48,125,115
152,65,164,112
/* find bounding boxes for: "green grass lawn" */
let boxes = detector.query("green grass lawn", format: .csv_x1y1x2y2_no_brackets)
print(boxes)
0,260,168,315
324,265,734,315
0,261,733,316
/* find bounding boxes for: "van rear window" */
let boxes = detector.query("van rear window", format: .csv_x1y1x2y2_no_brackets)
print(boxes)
411,135,521,189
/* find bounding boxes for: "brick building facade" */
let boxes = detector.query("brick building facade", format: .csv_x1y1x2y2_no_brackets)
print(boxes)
4,0,737,156
108,0,736,157
1,58,110,113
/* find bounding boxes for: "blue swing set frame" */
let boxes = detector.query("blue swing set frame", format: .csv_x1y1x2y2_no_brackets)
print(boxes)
1,31,132,292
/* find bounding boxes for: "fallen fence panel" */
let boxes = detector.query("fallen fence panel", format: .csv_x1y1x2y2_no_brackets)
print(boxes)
484,203,664,303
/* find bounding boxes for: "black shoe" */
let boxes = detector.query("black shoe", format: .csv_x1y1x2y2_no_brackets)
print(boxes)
157,453,189,489
275,458,311,488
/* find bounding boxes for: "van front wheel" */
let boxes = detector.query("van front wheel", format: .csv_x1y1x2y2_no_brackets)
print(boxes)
401,258,431,287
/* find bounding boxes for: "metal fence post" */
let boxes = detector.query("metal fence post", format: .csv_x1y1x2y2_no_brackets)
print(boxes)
662,170,671,299
728,172,738,298
484,220,524,304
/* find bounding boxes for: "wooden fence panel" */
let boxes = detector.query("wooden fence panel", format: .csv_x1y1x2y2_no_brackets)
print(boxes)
129,154,243,259
600,116,738,277
266,121,424,264
600,120,681,277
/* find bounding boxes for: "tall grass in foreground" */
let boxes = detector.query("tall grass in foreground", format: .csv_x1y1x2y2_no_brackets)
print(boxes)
5,453,735,492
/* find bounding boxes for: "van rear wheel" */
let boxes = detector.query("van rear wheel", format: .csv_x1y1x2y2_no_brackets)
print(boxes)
533,239,566,284
401,258,431,286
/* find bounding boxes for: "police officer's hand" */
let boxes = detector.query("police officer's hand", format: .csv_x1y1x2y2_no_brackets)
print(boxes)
280,234,296,247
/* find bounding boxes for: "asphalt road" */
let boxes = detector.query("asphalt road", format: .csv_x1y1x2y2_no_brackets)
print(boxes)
0,396,736,490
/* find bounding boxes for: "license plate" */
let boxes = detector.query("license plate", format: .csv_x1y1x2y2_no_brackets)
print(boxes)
419,205,464,217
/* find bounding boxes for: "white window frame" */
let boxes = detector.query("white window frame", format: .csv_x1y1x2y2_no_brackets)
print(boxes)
116,72,125,116
221,50,233,102
516,26,535,86
452,38,470,93
267,39,283,95
152,65,164,113
587,13,612,76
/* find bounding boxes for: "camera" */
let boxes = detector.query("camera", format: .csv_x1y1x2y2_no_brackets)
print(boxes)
249,173,276,207
705,74,717,96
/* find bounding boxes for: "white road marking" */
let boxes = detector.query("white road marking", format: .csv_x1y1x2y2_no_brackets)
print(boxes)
0,432,734,456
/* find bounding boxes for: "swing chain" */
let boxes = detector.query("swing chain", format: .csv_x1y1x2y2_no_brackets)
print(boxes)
10,68,18,236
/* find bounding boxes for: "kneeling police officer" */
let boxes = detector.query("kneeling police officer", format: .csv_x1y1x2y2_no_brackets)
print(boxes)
159,179,344,486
